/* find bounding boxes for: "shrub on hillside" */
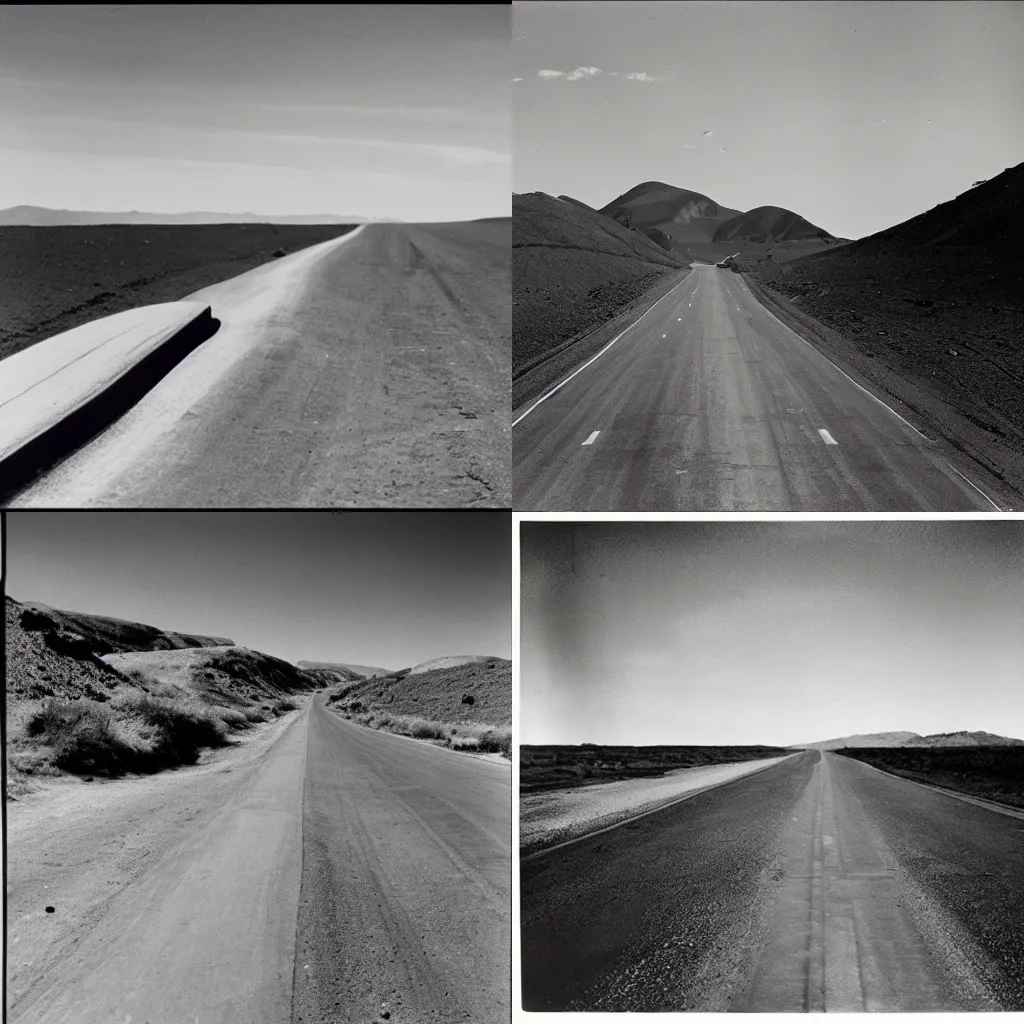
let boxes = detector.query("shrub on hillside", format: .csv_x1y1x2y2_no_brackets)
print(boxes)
244,707,269,723
273,697,299,713
216,707,250,730
409,718,448,740
127,694,228,765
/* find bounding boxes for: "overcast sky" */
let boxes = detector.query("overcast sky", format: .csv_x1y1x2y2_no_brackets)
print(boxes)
513,1,1024,239
0,4,509,221
5,511,511,668
521,520,1024,747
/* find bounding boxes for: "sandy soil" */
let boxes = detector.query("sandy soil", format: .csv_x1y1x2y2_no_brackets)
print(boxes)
0,224,358,361
520,756,788,855
6,708,306,1023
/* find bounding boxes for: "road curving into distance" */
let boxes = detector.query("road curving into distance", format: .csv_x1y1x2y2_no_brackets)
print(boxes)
8,221,509,508
514,264,1005,511
520,750,1024,1012
6,695,510,1024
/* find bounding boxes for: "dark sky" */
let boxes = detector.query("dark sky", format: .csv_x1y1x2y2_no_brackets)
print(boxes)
5,511,511,668
514,1,1024,238
0,4,509,220
521,520,1024,746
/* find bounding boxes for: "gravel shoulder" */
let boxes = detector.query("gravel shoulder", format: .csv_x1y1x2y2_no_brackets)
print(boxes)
520,755,789,855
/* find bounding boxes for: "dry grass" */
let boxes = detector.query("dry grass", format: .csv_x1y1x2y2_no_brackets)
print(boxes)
23,694,230,776
342,709,511,759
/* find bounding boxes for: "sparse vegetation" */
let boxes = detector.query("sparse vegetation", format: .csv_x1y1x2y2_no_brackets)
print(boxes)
336,708,511,760
23,694,231,776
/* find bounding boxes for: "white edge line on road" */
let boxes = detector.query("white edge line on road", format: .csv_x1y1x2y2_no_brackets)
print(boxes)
581,430,600,446
947,463,1003,512
738,277,931,441
512,271,690,427
521,754,798,863
818,428,838,445
840,754,1024,821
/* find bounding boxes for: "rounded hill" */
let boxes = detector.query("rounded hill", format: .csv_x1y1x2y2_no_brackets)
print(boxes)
713,205,831,243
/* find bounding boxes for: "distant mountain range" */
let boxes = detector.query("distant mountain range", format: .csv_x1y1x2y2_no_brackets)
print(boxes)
0,205,381,226
597,182,836,244
793,730,1024,750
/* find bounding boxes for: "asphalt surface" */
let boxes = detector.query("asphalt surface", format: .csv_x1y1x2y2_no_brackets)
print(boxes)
9,221,509,507
513,264,1003,511
520,750,1024,1011
293,697,511,1024
6,698,511,1024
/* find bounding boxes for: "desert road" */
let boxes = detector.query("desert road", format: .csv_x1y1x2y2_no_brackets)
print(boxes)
6,696,511,1024
7,221,509,507
513,264,1003,511
521,751,1024,1012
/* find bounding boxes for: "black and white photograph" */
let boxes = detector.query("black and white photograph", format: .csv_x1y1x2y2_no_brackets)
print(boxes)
3,510,511,1023
519,519,1024,1011
0,5,510,508
512,0,1024,512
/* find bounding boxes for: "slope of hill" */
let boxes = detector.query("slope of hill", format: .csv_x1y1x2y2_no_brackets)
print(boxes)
746,161,1024,497
295,660,389,678
17,600,232,653
104,647,321,706
329,658,511,728
794,729,1023,750
713,205,832,243
408,654,493,675
0,205,367,226
513,191,685,375
5,596,314,787
599,182,741,242
793,731,921,750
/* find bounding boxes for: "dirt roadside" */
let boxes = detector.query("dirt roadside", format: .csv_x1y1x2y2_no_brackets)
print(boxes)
6,705,308,1024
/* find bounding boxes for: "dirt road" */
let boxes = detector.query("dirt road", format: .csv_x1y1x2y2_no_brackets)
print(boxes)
9,221,509,507
514,264,1005,511
521,750,1024,1011
6,696,510,1023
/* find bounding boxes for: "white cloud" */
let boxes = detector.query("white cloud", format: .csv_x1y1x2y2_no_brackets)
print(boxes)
537,66,604,82
512,78,524,82
702,129,713,138
624,72,655,82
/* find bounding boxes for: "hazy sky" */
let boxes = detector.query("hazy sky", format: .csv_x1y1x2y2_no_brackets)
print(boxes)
0,4,509,221
4,512,511,668
513,1,1024,238
521,521,1024,747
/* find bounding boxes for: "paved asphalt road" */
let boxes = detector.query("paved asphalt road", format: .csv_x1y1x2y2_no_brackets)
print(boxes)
9,221,509,507
521,751,1024,1012
7,698,510,1024
513,264,1003,511
293,696,511,1024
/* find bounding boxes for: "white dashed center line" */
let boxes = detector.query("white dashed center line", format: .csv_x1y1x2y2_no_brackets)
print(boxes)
581,431,601,446
819,428,838,445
